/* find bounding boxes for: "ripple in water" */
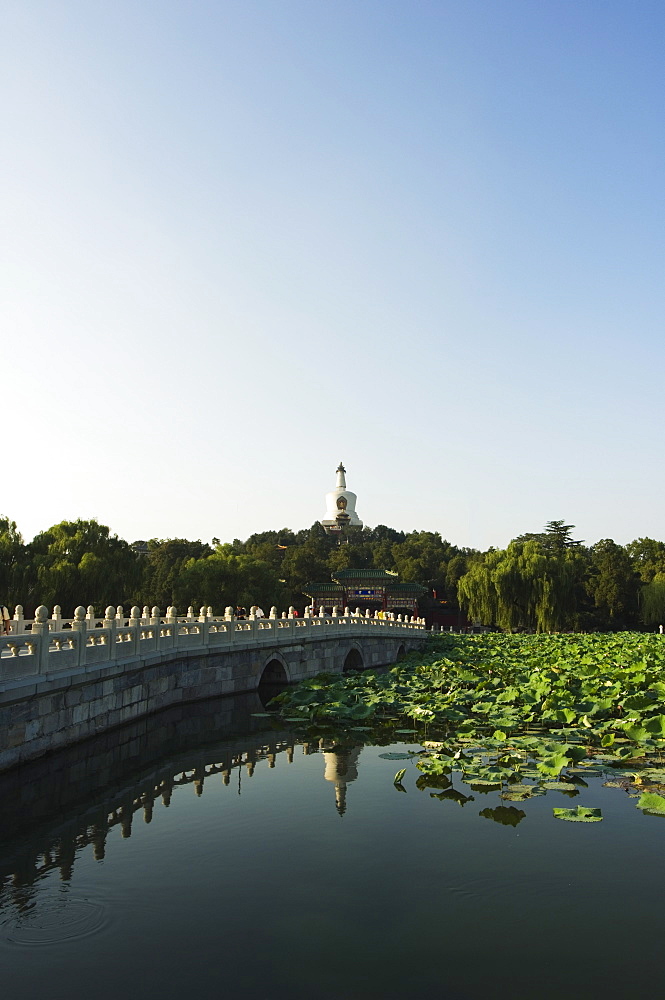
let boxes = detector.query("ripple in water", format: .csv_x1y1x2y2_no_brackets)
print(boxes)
1,896,109,947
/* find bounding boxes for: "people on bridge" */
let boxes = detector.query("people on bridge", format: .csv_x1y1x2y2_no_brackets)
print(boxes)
1,606,10,634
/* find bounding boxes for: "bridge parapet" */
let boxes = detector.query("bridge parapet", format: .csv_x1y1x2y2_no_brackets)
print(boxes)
1,604,426,684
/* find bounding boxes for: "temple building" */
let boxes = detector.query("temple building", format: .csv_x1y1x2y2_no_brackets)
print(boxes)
320,462,363,534
304,568,426,617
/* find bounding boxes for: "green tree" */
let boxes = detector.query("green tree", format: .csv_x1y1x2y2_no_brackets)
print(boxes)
585,539,639,627
141,538,213,609
626,538,665,584
641,573,665,627
0,517,25,607
458,539,581,633
513,520,583,551
175,552,286,613
25,519,140,615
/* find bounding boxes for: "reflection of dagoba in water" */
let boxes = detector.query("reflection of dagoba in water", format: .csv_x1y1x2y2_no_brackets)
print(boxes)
0,692,369,916
321,743,362,817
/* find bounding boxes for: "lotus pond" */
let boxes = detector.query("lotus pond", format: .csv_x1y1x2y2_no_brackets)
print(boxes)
1,634,664,999
272,632,665,819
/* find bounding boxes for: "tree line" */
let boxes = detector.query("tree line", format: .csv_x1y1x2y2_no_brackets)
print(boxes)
1,516,664,631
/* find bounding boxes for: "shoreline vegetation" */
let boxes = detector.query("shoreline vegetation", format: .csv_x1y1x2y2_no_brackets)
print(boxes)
2,517,665,630
270,633,665,823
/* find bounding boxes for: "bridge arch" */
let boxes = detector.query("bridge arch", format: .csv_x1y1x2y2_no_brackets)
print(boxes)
395,644,407,662
343,645,364,673
259,652,291,685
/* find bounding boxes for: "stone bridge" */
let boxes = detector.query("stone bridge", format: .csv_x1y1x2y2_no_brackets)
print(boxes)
0,604,427,771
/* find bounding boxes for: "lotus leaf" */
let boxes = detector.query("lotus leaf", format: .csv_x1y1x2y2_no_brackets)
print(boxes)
536,753,570,776
542,782,579,795
552,806,602,823
645,715,665,737
636,792,665,815
640,768,665,782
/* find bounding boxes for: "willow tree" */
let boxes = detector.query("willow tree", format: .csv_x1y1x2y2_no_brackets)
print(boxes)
640,573,665,626
0,517,25,606
457,539,580,632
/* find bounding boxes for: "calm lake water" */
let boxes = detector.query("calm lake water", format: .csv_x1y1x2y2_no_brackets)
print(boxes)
0,691,663,1000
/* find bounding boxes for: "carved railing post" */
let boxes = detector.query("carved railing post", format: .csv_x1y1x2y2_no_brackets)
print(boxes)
161,606,176,649
129,606,141,655
50,605,62,632
32,606,51,674
103,606,117,660
198,606,210,646
12,605,25,635
71,606,87,667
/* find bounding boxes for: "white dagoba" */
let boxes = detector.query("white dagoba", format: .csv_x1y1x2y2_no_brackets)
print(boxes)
321,462,363,531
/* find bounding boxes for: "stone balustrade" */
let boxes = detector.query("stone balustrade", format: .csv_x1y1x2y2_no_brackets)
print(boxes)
0,603,426,683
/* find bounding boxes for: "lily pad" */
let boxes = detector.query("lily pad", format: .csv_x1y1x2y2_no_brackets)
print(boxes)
640,768,665,782
552,806,602,823
636,791,665,815
542,782,579,794
379,753,413,760
502,786,544,801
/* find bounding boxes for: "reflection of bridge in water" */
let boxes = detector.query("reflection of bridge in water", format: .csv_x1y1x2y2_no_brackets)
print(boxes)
0,691,362,915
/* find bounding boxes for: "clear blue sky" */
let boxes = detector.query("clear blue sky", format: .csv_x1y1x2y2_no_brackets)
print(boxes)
3,1,664,550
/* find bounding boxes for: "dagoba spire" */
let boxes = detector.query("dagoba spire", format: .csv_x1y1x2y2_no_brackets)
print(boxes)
336,463,347,489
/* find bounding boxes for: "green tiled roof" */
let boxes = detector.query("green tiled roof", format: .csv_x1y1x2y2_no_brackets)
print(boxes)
302,582,345,593
386,582,428,594
333,568,398,581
